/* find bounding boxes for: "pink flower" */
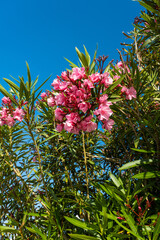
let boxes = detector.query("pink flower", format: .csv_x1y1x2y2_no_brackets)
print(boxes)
78,102,90,113
13,108,25,122
52,78,69,91
94,103,113,121
55,93,66,105
89,73,101,83
83,79,94,89
78,115,94,131
70,67,86,81
61,71,69,81
126,87,137,100
40,92,47,99
75,89,85,103
56,123,64,132
66,112,80,123
117,61,130,73
86,121,97,132
55,108,65,122
6,114,15,126
101,72,113,87
99,94,108,104
0,107,8,119
117,61,124,68
64,120,74,132
47,97,55,107
121,86,137,100
121,86,128,93
102,119,114,130
2,97,12,105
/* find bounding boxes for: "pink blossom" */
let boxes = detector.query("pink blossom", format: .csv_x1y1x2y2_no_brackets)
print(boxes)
102,119,114,130
79,115,94,132
89,72,101,83
70,67,86,81
78,102,90,113
117,61,124,68
52,78,69,91
55,108,65,122
101,72,113,87
6,114,15,126
121,86,128,93
0,107,8,119
86,121,97,132
64,120,74,132
121,86,137,100
75,89,85,103
13,108,25,122
2,97,12,105
55,93,66,105
68,94,77,105
51,78,61,90
83,79,94,89
0,119,5,126
99,94,108,104
66,112,80,123
47,97,55,107
126,87,137,100
56,123,64,132
61,71,69,80
94,103,113,121
117,61,130,73
40,92,47,99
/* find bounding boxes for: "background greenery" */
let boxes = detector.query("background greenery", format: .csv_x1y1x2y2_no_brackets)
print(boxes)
0,0,160,239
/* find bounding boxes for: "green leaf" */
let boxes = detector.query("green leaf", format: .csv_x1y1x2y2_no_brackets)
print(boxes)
108,75,124,91
138,1,160,14
0,84,17,105
119,159,154,170
64,58,78,68
131,148,155,153
65,217,98,231
26,62,31,90
83,45,91,66
26,225,47,240
113,217,144,239
132,171,160,179
89,46,98,74
109,172,121,188
153,215,160,240
3,78,19,92
0,226,19,233
121,206,139,235
75,47,88,67
69,234,98,240
19,76,30,101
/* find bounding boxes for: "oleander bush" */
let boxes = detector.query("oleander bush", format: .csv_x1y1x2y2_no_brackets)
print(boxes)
0,0,160,239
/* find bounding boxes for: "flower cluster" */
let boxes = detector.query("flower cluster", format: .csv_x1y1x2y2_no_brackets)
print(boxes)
0,97,25,126
44,67,117,134
113,61,137,100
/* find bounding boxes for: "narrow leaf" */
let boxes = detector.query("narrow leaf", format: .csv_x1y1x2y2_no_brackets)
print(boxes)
119,159,154,171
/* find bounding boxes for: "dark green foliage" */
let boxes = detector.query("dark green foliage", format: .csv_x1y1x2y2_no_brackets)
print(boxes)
0,1,160,239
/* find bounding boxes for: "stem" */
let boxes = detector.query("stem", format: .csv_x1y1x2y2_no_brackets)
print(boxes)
27,123,50,202
82,131,89,199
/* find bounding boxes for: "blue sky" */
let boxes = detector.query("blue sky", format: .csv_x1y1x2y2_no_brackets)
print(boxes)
0,0,143,96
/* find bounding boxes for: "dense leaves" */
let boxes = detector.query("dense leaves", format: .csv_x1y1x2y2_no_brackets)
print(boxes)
0,0,160,239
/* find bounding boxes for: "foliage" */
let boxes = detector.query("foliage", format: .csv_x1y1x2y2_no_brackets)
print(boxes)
0,0,160,239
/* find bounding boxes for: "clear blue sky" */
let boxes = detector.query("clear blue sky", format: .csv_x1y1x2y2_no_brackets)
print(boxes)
0,0,143,96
